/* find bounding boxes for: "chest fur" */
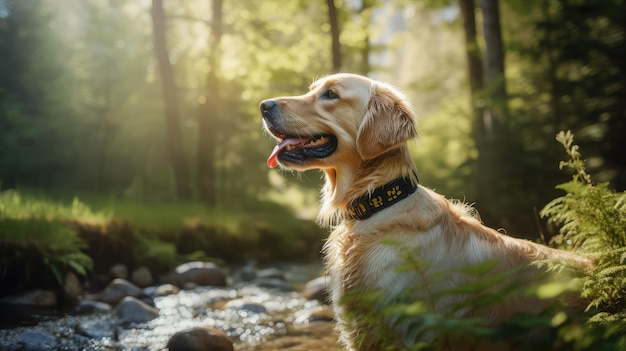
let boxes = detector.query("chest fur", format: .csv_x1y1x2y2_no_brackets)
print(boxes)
326,225,440,295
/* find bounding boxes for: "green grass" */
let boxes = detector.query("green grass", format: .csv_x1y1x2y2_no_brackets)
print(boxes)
0,190,324,294
92,198,242,231
0,190,318,237
0,191,110,223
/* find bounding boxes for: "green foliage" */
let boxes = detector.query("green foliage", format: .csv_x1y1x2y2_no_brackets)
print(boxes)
0,191,105,291
541,131,626,327
409,96,476,201
343,252,624,350
131,230,179,272
506,0,626,189
342,257,583,350
0,218,93,278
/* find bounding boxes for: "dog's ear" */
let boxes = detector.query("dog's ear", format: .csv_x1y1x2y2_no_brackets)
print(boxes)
356,83,417,160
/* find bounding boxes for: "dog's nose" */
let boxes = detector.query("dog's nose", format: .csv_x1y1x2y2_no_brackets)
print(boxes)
260,100,277,117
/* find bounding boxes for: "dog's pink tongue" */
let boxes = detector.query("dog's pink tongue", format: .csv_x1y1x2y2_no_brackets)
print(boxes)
267,138,304,168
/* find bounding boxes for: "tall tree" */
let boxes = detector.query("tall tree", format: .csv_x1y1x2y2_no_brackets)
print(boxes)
533,0,626,189
150,0,192,199
357,0,374,74
0,0,79,190
458,0,484,128
196,0,223,206
326,0,342,72
480,0,508,129
464,0,515,228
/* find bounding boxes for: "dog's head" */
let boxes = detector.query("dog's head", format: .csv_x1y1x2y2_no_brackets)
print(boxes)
260,73,417,171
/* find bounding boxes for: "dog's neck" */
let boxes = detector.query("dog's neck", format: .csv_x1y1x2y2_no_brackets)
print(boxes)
347,175,417,220
318,146,418,227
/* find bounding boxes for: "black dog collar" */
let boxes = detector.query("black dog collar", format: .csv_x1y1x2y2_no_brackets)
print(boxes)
347,176,418,220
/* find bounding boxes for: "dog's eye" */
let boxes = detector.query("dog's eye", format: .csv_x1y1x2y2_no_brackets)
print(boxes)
322,89,339,100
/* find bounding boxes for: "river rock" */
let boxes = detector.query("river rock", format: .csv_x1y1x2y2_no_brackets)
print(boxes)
114,296,159,324
167,327,233,351
76,318,117,339
295,305,335,324
224,299,267,314
75,299,112,313
144,284,180,298
96,278,145,305
302,276,331,304
0,289,57,307
110,263,128,279
256,267,285,281
6,331,59,351
131,266,153,287
253,277,290,291
63,272,82,301
159,261,226,287
235,261,257,282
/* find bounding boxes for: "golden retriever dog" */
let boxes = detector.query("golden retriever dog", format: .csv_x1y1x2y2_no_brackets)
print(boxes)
260,73,589,350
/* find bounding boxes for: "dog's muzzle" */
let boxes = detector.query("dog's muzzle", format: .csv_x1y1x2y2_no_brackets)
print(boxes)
260,99,337,168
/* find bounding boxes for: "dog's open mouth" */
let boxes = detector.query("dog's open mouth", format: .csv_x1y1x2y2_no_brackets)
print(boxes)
267,134,337,168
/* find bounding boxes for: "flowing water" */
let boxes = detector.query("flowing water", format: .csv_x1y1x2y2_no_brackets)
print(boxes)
0,265,342,350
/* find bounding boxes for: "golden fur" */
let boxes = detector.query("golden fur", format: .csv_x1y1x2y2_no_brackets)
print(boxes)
260,73,589,350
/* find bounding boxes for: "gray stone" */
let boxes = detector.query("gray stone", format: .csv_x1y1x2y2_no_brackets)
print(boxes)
75,299,112,313
97,278,144,305
114,296,159,324
256,267,285,281
236,261,257,282
76,318,117,339
131,266,153,287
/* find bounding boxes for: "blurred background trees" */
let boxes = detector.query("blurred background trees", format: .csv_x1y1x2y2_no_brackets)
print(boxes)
0,0,624,237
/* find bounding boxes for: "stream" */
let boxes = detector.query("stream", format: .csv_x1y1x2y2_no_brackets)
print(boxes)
0,263,342,351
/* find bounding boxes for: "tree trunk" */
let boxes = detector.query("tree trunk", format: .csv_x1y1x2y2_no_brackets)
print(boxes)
480,0,508,131
196,0,223,206
458,0,484,126
358,0,373,74
477,0,512,228
151,0,192,199
541,0,560,131
326,0,341,72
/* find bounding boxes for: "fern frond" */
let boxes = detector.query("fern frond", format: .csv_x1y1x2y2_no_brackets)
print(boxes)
540,131,626,329
596,265,626,278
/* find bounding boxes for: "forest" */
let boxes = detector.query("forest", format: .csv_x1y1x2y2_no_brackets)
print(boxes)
1,0,624,228
0,0,625,349
0,0,624,314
